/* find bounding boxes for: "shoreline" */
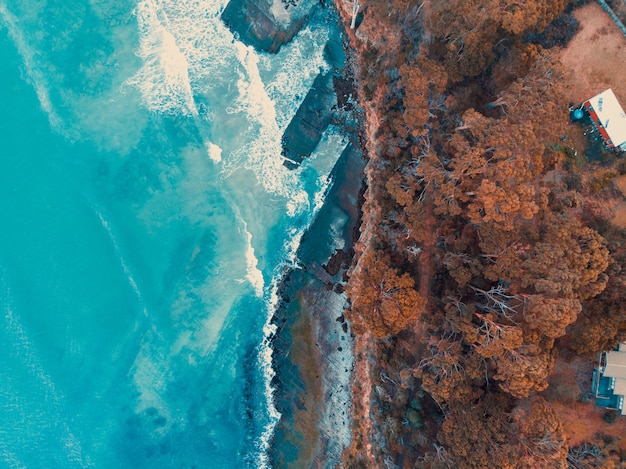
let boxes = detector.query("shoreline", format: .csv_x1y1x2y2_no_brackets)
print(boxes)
268,139,365,467
225,0,369,463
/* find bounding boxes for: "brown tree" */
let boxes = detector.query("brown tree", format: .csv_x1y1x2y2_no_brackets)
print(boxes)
347,248,427,338
437,394,518,468
512,397,568,468
524,296,581,339
520,214,610,300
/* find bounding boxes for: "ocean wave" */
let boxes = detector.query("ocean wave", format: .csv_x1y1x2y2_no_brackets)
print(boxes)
125,0,235,118
262,24,331,131
0,4,65,133
224,42,311,216
124,0,336,217
125,0,199,116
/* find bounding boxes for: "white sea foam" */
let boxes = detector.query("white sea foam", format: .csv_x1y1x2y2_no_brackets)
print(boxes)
240,220,264,298
262,25,331,131
124,0,311,217
225,23,334,215
206,141,222,163
124,0,338,219
125,0,236,120
224,41,311,216
233,42,277,129
126,0,198,116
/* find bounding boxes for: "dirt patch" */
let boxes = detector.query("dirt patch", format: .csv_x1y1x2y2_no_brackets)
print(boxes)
560,2,626,105
544,356,626,449
598,174,626,228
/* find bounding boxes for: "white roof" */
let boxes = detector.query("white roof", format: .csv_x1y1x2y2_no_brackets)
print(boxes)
587,89,626,151
605,350,626,379
614,379,626,396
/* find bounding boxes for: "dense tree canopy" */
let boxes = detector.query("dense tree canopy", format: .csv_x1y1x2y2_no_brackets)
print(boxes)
342,0,625,465
347,248,427,338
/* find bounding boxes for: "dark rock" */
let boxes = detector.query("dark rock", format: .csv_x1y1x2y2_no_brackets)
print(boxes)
221,0,319,53
281,72,337,167
324,248,348,276
324,36,346,69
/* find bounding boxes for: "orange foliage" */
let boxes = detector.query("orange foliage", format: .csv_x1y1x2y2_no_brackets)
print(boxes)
437,395,518,468
512,397,568,468
347,248,427,338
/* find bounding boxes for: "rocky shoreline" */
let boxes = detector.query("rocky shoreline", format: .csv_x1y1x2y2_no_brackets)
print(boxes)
268,139,365,466
220,0,369,464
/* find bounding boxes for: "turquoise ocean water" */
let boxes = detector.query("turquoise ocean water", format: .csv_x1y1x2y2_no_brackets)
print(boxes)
0,0,345,466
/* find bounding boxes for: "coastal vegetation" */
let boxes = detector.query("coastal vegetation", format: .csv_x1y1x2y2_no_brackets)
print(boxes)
337,0,626,465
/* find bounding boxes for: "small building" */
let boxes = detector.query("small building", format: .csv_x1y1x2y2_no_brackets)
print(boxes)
583,89,626,152
594,342,626,414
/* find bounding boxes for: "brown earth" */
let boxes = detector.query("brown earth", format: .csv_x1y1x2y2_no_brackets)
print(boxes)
544,356,626,451
560,2,626,105
555,2,626,156
560,3,626,226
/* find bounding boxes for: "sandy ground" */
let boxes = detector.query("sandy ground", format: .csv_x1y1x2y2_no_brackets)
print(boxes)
560,2,626,105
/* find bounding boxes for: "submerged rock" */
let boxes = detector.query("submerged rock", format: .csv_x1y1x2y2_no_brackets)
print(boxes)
221,0,319,53
281,72,337,168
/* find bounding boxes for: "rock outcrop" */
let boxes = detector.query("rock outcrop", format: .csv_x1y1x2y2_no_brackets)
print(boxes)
269,142,365,468
222,0,319,53
281,72,337,169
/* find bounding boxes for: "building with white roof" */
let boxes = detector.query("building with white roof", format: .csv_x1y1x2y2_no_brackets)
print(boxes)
584,88,626,152
596,343,626,414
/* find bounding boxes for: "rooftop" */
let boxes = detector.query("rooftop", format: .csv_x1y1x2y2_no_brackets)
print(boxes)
586,88,626,151
604,349,626,379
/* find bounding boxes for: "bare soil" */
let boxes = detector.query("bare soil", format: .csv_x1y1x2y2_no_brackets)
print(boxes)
560,4,626,226
544,357,626,450
560,2,626,105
